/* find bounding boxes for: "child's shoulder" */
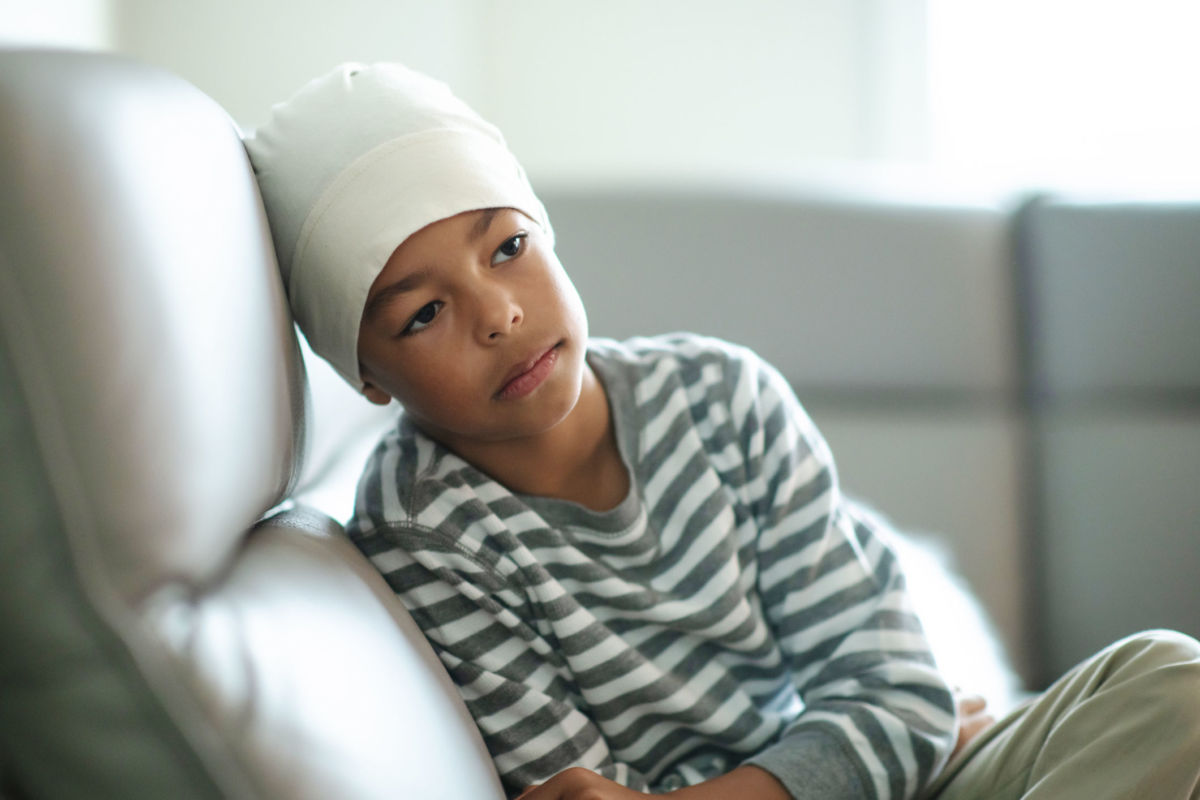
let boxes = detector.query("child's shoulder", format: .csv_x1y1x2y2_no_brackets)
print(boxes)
587,332,764,374
588,333,801,422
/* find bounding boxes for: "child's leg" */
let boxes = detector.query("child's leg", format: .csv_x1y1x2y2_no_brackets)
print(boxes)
924,629,1200,800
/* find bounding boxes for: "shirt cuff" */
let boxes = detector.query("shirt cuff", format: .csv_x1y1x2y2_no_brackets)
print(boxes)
742,728,873,800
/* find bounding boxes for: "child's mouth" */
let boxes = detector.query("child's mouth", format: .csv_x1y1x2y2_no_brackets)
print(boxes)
496,343,561,400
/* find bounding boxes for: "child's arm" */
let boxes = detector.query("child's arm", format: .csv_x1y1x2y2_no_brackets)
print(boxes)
515,764,789,799
728,349,958,799
518,762,796,796
348,517,664,795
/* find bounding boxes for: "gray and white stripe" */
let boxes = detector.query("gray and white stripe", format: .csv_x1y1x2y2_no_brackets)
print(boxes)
348,334,955,799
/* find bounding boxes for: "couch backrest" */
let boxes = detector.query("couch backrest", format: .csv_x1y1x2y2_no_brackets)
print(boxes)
0,50,502,799
1019,196,1200,682
545,184,1018,395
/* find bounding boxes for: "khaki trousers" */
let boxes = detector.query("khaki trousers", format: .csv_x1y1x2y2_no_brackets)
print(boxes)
923,630,1200,800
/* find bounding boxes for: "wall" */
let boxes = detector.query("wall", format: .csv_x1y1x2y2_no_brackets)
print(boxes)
110,0,481,132
0,0,112,48
1,0,928,181
106,0,925,183
927,0,1200,192
467,0,926,182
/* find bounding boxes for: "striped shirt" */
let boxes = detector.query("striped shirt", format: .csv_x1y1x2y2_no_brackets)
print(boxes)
347,334,955,799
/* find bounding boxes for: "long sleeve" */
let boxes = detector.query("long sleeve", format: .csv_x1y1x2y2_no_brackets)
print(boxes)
346,335,956,800
736,353,957,799
349,515,665,797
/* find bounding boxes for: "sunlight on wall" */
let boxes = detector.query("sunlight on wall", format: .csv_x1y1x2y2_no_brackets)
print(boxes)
927,0,1200,191
102,0,926,185
8,0,1194,192
1,0,928,184
0,0,112,48
112,0,483,134
473,1,903,183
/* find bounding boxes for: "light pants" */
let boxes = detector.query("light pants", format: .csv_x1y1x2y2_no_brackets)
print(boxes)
924,630,1200,800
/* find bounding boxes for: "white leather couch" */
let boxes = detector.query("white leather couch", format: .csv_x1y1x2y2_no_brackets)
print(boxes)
1,50,503,800
3,49,1198,798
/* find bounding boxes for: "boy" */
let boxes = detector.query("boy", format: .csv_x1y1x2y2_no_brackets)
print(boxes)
246,63,1200,800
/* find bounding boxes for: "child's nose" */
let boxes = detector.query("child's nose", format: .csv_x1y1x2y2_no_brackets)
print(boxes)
475,285,523,342
485,309,521,341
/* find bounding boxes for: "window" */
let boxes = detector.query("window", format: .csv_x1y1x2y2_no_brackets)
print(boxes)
926,0,1200,190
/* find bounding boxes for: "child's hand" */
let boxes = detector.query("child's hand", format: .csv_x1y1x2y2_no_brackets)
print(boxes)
515,767,649,800
953,691,996,760
516,765,790,800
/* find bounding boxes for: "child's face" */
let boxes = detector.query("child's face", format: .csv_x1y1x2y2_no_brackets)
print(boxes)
357,208,590,450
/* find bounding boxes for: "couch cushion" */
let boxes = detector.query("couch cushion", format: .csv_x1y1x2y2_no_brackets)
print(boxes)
544,185,1018,397
0,337,229,798
150,507,505,799
1038,412,1200,678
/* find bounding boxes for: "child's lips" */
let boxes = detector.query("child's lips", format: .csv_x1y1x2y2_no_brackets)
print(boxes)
497,343,561,400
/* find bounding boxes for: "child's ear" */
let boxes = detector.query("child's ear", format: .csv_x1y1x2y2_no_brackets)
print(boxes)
361,381,393,406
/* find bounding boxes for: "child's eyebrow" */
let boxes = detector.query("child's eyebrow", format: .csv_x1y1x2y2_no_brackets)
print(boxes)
363,266,431,322
363,209,502,323
468,207,501,243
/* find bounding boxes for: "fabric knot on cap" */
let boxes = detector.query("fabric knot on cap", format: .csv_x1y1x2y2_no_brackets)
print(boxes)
245,62,552,389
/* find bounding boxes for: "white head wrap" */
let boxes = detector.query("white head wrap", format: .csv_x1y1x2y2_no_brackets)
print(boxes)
245,62,552,389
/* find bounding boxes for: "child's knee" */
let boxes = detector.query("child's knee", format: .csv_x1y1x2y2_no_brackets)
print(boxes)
1109,630,1200,731
1111,629,1200,670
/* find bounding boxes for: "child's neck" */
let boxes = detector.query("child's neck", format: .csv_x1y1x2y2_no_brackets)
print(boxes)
446,366,629,512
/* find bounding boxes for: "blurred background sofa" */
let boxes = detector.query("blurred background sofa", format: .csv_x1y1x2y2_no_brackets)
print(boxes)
539,183,1200,692
3,48,1198,798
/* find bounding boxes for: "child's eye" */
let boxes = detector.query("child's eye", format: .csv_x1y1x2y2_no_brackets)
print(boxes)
492,232,527,265
401,301,443,336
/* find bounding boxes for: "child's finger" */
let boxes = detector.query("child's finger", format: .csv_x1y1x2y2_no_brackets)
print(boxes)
961,713,996,743
957,694,988,714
